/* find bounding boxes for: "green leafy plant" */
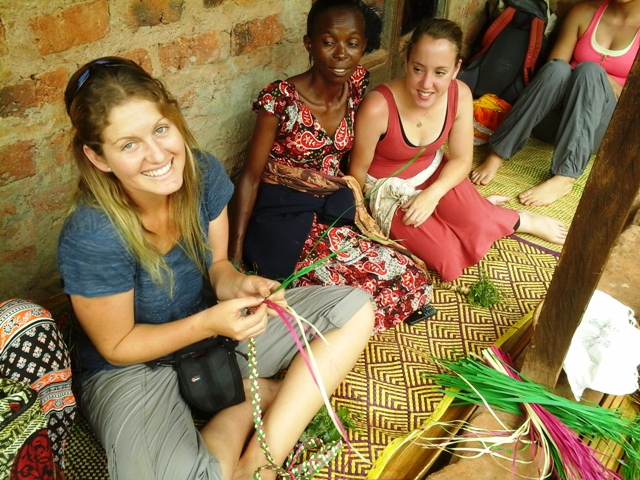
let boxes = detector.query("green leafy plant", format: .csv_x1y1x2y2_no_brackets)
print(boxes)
466,269,503,308
301,406,360,443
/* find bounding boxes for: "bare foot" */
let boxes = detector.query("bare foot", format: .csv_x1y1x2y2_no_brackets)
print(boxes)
470,152,504,185
233,446,278,480
486,194,510,206
516,210,568,245
518,175,575,206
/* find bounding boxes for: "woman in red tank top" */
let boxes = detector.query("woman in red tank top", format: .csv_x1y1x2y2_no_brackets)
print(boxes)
349,18,567,282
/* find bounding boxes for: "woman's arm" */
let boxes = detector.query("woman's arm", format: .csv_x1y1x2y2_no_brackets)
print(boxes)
70,206,283,366
228,110,280,264
70,288,267,366
401,80,474,227
548,1,597,62
348,90,389,187
211,206,286,312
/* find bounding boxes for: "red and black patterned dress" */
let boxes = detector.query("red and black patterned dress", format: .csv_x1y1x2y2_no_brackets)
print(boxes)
248,66,432,333
1,299,77,475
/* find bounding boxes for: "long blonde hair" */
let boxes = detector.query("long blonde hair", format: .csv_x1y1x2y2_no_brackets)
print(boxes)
65,58,208,291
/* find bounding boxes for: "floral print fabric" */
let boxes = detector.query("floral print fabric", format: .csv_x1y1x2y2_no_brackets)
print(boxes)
253,67,432,333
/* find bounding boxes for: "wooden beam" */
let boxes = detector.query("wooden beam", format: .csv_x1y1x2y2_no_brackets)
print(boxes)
520,50,640,388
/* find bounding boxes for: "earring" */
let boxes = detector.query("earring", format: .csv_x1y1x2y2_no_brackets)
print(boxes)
106,167,112,172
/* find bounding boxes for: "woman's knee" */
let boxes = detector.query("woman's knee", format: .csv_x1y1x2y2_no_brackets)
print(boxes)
349,299,375,332
572,61,607,84
538,58,573,83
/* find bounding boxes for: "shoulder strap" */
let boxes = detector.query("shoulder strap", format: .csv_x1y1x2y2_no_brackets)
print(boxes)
470,7,517,63
523,16,546,83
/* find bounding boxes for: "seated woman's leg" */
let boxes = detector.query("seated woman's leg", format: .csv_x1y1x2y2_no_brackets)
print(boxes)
553,61,617,177
472,60,573,185
0,299,77,471
519,62,617,206
232,286,374,480
82,365,223,480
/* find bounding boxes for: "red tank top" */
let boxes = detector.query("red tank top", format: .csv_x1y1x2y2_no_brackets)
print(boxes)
571,0,640,85
368,80,459,180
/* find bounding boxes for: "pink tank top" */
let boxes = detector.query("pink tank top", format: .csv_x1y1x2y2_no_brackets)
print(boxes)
571,0,640,85
368,81,459,180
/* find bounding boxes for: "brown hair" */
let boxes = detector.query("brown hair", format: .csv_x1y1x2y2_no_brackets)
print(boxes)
406,18,464,63
65,57,207,290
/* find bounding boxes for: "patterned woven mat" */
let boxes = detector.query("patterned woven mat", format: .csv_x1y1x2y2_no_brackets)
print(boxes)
472,138,593,253
321,236,558,479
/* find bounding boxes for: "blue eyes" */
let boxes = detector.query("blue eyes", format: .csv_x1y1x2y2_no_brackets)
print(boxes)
119,125,169,151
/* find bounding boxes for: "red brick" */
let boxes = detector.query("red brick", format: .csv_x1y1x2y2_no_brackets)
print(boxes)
121,48,153,73
0,19,7,56
30,0,110,56
0,202,17,217
50,131,73,167
35,67,68,105
0,141,36,186
0,200,17,227
0,245,36,264
28,181,77,214
232,14,284,57
0,67,69,118
0,81,37,117
159,31,220,72
129,0,184,28
176,89,196,110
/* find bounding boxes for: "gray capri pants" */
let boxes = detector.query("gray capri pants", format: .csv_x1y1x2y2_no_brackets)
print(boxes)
81,285,370,480
489,59,617,178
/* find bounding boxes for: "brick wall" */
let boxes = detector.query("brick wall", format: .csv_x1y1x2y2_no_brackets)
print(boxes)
0,0,310,303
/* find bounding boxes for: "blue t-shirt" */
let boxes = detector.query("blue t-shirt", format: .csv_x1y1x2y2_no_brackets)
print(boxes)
57,151,234,380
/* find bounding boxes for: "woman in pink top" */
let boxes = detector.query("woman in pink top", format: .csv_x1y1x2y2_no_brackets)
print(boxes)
349,18,567,282
471,0,640,206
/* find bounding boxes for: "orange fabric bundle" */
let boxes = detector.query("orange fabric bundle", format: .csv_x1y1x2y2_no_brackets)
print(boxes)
472,94,512,144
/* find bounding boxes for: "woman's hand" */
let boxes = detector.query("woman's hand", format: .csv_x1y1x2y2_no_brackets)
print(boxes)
237,275,287,315
205,296,272,341
400,186,443,227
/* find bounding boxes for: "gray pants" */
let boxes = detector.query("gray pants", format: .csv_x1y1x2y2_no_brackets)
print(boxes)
489,59,617,178
81,286,370,480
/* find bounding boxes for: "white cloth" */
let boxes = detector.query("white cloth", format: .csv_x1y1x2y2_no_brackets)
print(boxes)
364,148,443,236
563,290,640,400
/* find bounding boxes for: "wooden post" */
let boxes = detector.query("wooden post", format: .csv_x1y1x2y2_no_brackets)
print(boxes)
520,50,640,388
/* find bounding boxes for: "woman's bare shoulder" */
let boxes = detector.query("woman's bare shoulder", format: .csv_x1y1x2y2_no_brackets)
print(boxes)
567,0,601,25
455,78,472,100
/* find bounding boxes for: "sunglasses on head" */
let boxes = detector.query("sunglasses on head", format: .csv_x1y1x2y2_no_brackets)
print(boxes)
64,56,141,113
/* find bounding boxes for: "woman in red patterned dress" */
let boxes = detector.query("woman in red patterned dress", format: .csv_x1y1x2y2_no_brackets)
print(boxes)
230,0,431,333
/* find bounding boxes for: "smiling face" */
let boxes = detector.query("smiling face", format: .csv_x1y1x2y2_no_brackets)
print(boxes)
304,8,366,84
84,98,186,206
405,35,461,109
